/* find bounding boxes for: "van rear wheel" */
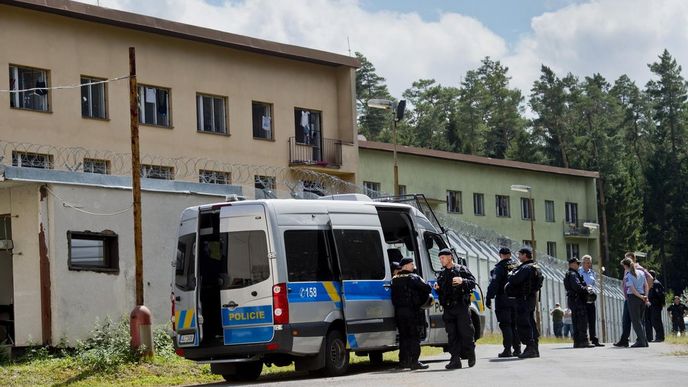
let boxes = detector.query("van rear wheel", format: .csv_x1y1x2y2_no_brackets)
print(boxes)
222,361,262,382
321,330,349,377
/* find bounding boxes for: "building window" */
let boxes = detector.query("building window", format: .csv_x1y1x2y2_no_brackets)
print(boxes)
196,94,227,134
398,185,407,196
545,200,555,222
565,202,578,224
138,85,170,127
522,240,533,248
294,108,321,145
363,181,381,197
67,231,119,272
303,180,325,196
255,175,276,198
83,158,110,174
496,195,510,217
9,65,49,111
81,76,107,119
12,151,53,169
566,243,580,260
447,190,462,214
141,164,174,180
199,170,231,184
546,241,557,257
473,193,485,216
521,197,534,220
252,101,273,140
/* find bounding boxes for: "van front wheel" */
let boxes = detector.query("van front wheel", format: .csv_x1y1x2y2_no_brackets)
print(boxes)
322,330,349,376
222,361,262,382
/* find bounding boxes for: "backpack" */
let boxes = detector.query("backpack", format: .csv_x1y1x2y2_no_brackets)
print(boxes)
531,263,544,293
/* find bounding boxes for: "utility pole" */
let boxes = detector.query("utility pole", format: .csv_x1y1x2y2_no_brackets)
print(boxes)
128,47,153,357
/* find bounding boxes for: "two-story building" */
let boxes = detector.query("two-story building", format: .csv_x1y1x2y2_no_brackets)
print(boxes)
0,0,359,346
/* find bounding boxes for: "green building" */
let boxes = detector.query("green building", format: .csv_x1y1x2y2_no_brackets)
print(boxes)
358,141,600,261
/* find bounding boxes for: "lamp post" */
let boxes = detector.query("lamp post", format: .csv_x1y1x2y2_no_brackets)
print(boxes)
584,222,606,342
510,184,541,334
367,98,405,196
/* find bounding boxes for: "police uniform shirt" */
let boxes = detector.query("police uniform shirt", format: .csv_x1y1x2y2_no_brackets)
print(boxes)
487,258,516,300
668,303,687,321
391,270,431,308
437,264,476,307
505,259,536,296
564,268,589,301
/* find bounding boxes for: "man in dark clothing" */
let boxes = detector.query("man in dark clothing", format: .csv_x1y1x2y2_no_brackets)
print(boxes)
391,257,432,370
434,248,477,370
645,270,665,342
486,247,521,357
564,257,595,348
667,296,687,335
504,246,542,359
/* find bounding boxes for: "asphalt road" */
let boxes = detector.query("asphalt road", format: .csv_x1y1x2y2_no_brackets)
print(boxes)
200,342,688,386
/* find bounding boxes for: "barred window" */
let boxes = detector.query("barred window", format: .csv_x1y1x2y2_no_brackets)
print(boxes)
83,158,110,174
199,170,231,184
12,151,53,169
141,164,174,180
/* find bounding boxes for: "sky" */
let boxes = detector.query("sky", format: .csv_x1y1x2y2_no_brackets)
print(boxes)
80,0,688,99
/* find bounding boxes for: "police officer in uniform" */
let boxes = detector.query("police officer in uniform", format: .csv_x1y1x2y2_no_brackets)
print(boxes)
504,246,541,359
564,257,595,348
434,248,477,369
486,247,521,357
391,257,432,370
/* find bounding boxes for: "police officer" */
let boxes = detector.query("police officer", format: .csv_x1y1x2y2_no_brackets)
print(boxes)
564,257,594,348
504,246,541,358
434,248,477,369
391,257,432,370
486,247,521,357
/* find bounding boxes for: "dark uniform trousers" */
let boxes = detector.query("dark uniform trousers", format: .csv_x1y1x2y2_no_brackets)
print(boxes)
584,302,598,342
515,294,538,346
395,307,422,364
443,302,475,358
569,297,589,344
495,295,519,351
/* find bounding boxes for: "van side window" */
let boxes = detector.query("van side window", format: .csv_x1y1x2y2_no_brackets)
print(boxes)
226,230,269,288
334,229,385,280
175,233,196,290
424,232,447,272
284,230,334,281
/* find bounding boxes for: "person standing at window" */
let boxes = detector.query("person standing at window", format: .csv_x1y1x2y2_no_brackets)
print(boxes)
621,257,649,347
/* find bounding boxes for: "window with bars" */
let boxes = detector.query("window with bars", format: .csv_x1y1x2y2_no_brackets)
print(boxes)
81,76,107,119
363,181,381,197
197,94,227,134
199,170,231,184
447,190,462,214
138,85,170,127
545,200,555,222
9,65,49,111
252,101,273,140
83,158,110,174
12,151,53,169
141,164,174,180
473,193,485,216
496,195,510,217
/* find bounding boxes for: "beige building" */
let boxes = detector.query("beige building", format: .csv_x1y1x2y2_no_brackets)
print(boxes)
0,0,359,346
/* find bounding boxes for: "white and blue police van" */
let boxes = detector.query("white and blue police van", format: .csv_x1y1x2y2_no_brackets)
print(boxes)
171,195,484,381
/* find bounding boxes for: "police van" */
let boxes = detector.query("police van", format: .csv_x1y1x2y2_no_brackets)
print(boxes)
171,195,484,381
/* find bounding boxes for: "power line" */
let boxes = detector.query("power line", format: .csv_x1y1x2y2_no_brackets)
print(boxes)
0,75,130,93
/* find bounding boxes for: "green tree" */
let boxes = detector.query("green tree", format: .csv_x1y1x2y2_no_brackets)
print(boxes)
355,52,393,141
400,79,459,150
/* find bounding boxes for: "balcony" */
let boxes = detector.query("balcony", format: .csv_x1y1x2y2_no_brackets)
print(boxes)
563,220,597,238
288,137,342,169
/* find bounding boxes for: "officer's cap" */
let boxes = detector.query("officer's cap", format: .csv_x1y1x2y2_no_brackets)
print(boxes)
438,248,453,257
499,247,511,255
568,257,580,264
399,257,414,266
518,246,532,257
391,261,401,271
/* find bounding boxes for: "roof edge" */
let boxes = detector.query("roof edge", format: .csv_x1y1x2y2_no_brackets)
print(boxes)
2,0,360,68
359,141,600,178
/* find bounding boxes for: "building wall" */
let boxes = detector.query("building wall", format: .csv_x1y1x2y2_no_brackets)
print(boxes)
359,149,600,260
0,5,358,179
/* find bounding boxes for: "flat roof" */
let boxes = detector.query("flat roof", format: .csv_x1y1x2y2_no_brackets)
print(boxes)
359,141,600,178
2,0,359,68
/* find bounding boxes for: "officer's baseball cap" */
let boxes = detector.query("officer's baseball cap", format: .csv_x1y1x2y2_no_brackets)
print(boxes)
399,257,414,266
518,246,532,256
391,261,401,271
438,248,452,256
568,257,580,264
499,247,511,255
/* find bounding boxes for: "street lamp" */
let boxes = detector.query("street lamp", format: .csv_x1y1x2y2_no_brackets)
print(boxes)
367,98,406,196
584,222,607,342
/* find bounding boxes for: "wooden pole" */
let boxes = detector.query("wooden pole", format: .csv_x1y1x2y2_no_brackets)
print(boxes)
129,47,143,306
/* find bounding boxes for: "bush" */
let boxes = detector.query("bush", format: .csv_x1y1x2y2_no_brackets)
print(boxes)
153,325,175,358
75,317,138,372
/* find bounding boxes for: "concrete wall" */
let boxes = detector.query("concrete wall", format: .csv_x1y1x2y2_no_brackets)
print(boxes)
359,148,600,260
0,5,358,177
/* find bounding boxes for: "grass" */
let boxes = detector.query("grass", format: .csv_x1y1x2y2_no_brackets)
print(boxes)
664,334,688,356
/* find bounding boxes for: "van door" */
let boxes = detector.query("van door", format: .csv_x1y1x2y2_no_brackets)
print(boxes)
219,204,274,345
329,211,396,350
173,208,201,347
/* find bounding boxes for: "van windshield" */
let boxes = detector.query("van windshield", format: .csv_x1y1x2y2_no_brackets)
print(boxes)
225,230,270,289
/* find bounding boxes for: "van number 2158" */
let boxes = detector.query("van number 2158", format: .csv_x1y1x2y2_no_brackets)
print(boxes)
300,287,317,298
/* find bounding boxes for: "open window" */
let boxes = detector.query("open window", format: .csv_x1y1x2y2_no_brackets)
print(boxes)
423,231,448,272
376,208,422,276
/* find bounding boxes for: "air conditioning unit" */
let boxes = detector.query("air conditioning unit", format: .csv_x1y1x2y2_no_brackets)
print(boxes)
0,240,14,250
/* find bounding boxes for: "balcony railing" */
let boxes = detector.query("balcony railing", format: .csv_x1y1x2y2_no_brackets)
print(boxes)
563,220,597,238
288,137,342,168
